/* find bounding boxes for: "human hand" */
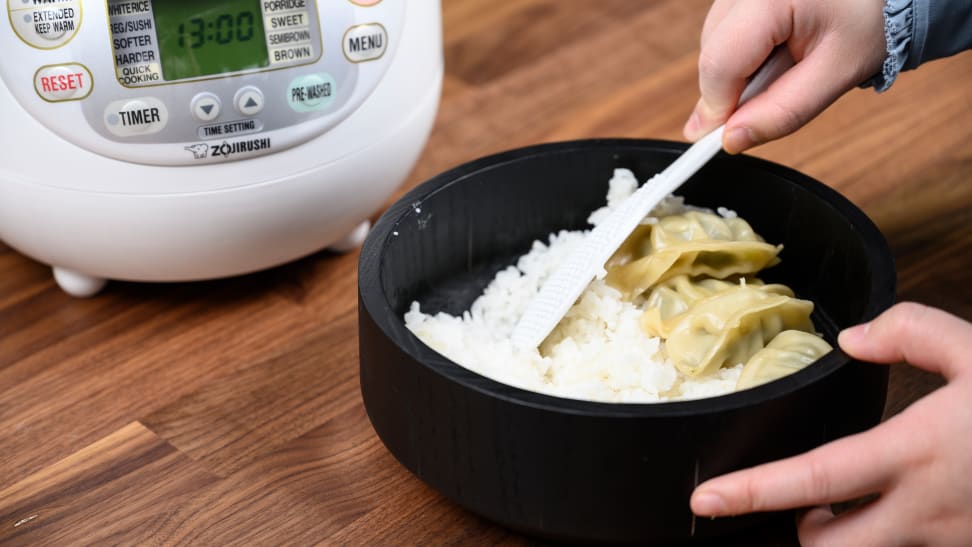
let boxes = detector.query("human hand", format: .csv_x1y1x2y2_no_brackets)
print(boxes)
689,302,972,546
684,0,887,153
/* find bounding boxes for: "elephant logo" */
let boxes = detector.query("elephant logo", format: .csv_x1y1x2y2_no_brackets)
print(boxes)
184,143,209,159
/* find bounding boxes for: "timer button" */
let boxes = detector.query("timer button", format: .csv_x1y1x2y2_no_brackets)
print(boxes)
191,92,222,122
104,97,169,137
234,86,264,116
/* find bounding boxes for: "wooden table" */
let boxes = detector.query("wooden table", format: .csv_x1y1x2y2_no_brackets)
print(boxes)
2,1,970,544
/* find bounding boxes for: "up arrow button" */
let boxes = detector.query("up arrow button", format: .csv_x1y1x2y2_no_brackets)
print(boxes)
235,86,265,116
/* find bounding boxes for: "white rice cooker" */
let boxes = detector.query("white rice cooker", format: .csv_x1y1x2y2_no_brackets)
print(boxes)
0,0,442,296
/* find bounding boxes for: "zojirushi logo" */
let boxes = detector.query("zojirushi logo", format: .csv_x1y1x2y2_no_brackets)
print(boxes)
184,138,272,160
210,138,272,158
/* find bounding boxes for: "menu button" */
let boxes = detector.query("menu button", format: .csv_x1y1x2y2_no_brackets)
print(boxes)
343,23,387,63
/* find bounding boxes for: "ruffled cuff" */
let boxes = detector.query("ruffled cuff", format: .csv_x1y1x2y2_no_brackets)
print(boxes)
864,0,915,92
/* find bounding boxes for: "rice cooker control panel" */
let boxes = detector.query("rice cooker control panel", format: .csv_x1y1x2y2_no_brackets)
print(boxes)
0,0,405,165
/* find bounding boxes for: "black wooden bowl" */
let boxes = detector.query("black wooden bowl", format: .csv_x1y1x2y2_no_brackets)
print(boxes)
358,139,895,544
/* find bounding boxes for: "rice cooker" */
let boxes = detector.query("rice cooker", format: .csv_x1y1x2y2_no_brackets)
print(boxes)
0,0,442,296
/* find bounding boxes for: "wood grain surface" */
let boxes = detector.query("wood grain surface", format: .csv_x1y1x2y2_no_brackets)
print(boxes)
2,1,970,545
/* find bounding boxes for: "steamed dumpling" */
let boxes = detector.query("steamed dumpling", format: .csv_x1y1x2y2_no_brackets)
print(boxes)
606,211,782,297
641,276,737,337
661,285,816,377
641,275,793,338
736,330,833,390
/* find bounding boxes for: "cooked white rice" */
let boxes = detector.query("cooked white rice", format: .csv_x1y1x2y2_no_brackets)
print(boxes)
404,168,743,403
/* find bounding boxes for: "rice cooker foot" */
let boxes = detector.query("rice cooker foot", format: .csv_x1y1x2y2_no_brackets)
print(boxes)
53,268,107,298
328,220,371,253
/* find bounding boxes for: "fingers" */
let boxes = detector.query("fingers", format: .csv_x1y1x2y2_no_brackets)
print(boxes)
798,505,843,547
798,505,835,532
718,41,857,153
691,424,904,517
684,0,794,141
839,302,972,381
685,0,887,152
699,0,736,48
797,502,905,547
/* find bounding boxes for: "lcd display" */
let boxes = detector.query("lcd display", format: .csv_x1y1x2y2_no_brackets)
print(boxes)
154,0,269,81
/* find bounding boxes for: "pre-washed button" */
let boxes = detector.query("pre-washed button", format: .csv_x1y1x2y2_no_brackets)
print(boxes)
8,0,82,49
191,92,222,122
104,97,168,137
343,23,387,63
234,86,264,116
287,73,337,113
34,63,92,102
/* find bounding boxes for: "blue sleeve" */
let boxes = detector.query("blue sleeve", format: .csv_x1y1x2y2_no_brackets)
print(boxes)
868,0,972,91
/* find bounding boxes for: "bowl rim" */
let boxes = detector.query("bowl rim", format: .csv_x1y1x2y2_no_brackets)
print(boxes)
359,138,896,418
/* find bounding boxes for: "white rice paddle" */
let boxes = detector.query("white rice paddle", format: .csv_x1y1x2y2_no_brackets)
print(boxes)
511,48,796,350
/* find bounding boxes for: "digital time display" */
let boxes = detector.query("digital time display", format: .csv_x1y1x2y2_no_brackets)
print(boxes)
154,0,269,81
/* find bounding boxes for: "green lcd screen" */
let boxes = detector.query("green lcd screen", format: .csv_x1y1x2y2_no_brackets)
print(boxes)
154,0,269,81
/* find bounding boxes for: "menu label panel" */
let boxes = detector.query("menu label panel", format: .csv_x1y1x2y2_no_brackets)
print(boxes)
107,0,162,86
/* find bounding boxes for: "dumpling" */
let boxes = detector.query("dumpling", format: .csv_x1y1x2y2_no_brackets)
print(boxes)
641,275,794,338
736,330,833,390
606,211,782,297
661,285,816,377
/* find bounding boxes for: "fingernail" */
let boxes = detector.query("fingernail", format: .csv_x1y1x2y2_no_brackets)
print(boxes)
724,127,755,154
684,111,702,140
838,322,870,346
692,492,728,516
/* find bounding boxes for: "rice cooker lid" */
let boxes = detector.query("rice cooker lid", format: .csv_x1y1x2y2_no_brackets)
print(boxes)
0,0,405,165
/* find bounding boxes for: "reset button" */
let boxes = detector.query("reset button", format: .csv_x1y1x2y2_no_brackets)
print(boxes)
34,63,93,102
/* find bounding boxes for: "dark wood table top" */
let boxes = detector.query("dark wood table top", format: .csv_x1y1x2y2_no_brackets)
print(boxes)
2,1,968,544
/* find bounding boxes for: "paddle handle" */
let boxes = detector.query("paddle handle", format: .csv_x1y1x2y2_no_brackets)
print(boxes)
739,47,795,105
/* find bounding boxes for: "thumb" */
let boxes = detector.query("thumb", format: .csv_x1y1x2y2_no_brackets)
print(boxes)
720,46,853,153
838,302,972,380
